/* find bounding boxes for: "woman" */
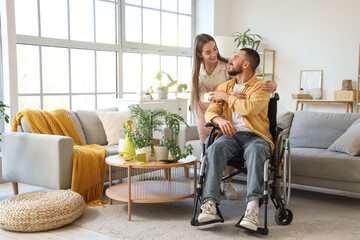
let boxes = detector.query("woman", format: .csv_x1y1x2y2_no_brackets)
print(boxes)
191,33,277,200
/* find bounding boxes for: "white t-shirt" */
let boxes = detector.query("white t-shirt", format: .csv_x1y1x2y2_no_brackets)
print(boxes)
232,83,252,132
198,60,229,96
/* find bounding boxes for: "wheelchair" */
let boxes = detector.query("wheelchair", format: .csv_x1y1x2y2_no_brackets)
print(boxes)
190,93,293,235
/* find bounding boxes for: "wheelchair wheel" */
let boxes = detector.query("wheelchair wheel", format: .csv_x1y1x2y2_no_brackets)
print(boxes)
281,138,291,206
275,207,293,225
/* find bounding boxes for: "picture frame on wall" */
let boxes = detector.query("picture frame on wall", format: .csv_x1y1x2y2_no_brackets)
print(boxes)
300,70,323,99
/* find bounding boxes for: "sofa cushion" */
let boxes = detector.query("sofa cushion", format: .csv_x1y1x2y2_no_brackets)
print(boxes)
277,111,294,138
67,110,87,145
289,111,360,149
75,107,118,145
328,118,360,156
96,111,132,146
291,148,360,183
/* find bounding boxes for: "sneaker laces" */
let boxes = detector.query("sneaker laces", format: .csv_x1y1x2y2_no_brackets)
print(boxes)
245,208,259,224
200,201,216,214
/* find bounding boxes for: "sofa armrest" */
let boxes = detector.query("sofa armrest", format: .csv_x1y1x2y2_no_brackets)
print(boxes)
175,124,199,152
2,132,74,189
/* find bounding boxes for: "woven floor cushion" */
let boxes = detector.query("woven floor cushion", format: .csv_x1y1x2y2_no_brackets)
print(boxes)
0,190,85,232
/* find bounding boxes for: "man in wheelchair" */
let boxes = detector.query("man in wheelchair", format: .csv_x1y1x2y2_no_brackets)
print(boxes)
197,48,274,232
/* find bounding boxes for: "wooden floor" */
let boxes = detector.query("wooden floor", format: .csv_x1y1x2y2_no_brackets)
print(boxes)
0,182,117,240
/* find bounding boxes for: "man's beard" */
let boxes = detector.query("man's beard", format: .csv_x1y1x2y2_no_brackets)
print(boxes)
228,65,243,76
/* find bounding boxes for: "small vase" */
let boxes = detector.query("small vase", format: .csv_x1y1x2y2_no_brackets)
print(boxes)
123,120,135,159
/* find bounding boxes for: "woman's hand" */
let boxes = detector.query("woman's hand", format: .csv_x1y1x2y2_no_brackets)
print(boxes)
260,80,277,92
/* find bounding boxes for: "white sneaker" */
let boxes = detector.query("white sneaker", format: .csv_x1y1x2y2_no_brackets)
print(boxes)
198,200,219,223
223,183,237,200
240,208,259,231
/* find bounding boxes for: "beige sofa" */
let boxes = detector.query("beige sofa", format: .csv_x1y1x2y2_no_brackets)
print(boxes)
2,107,164,194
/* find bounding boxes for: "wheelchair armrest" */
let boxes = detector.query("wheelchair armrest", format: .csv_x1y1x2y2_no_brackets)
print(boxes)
205,122,220,130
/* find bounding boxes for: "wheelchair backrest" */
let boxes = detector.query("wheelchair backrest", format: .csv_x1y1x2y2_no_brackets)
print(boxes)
268,93,279,141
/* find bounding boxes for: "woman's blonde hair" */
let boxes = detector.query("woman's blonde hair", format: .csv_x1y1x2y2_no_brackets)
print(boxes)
191,34,228,114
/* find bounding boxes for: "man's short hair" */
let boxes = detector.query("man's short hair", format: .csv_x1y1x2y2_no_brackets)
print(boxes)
240,48,260,71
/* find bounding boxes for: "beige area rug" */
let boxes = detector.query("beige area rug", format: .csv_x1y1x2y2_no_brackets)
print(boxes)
73,183,360,240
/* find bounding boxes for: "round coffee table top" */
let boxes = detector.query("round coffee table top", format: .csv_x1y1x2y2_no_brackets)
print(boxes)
105,154,196,169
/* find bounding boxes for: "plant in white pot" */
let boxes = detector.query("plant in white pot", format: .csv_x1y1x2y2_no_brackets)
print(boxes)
153,71,177,99
122,126,152,162
158,111,193,162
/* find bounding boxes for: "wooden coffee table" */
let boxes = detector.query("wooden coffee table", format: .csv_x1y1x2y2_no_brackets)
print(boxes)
105,155,197,221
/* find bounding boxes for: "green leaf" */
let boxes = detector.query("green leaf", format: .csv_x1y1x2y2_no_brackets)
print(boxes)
177,83,187,93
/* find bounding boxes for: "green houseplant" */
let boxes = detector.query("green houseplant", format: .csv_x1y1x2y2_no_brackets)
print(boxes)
127,104,166,141
122,125,152,162
232,28,262,49
127,104,193,162
0,101,10,141
153,71,177,99
161,111,193,162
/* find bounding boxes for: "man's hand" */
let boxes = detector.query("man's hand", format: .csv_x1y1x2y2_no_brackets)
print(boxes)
213,117,237,136
260,80,277,92
232,91,246,99
209,91,230,103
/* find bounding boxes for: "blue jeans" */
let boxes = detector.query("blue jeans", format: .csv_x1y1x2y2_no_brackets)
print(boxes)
202,131,271,204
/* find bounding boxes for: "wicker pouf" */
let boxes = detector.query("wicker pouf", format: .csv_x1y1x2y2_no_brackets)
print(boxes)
0,190,85,232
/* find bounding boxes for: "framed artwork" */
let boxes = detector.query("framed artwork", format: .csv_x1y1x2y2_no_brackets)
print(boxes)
300,70,323,99
251,40,261,51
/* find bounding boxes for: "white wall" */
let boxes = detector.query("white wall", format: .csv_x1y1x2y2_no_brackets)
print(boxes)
196,0,215,35
229,0,360,113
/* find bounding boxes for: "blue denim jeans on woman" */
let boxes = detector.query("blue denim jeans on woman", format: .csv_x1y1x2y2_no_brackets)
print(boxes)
202,131,271,204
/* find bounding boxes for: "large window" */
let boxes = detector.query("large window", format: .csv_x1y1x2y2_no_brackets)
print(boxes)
13,0,194,111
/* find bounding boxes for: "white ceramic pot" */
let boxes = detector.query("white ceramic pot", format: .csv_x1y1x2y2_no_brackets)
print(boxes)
157,87,168,99
136,147,152,162
154,146,169,161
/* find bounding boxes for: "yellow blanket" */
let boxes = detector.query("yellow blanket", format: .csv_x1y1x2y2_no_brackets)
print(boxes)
11,108,107,206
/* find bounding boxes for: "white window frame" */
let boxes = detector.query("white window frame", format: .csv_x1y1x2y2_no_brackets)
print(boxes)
120,0,195,98
1,0,195,115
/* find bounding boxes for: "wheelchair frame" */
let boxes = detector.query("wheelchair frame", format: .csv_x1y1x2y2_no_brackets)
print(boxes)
190,94,293,235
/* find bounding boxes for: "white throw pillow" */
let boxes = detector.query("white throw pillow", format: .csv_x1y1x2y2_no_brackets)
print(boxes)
96,111,132,146
328,118,360,156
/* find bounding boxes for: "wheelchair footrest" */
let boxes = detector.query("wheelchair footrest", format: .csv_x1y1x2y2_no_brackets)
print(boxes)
191,219,224,226
235,223,269,236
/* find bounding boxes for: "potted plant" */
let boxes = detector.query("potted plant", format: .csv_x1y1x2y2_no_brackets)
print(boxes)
128,104,167,149
232,28,262,49
153,71,177,99
0,101,10,141
158,112,193,162
122,126,152,162
160,136,193,163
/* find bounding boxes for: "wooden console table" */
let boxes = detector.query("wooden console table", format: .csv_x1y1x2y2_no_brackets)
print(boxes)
105,155,196,221
296,100,353,113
